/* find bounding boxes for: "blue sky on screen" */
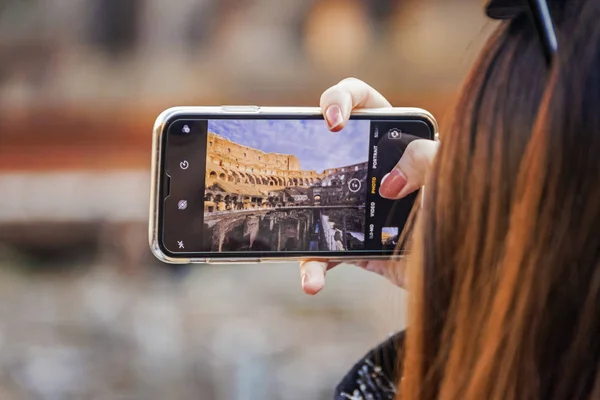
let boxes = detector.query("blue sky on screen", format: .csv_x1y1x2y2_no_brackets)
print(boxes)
382,227,399,235
207,119,370,172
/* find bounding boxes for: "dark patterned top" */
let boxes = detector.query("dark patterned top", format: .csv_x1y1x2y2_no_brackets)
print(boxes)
334,331,405,400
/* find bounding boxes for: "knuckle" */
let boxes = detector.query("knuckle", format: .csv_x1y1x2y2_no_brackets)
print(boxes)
405,141,430,169
319,87,333,101
338,77,362,88
319,92,328,106
320,86,342,104
335,77,367,93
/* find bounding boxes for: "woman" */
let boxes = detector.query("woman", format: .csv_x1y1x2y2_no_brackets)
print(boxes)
301,0,600,398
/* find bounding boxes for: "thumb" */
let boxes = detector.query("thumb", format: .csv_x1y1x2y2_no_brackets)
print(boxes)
379,139,439,200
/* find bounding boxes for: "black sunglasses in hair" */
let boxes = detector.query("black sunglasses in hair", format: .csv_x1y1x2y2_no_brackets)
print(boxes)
486,0,558,65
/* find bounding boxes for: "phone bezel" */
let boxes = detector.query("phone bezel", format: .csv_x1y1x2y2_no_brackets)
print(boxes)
149,106,439,264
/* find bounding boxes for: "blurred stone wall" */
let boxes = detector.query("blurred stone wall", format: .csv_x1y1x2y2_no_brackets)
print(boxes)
0,1,496,398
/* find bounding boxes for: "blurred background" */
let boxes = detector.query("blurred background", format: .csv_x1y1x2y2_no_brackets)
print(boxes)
0,0,496,398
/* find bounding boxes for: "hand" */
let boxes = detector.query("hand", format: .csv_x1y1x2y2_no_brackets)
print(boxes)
300,259,408,295
321,78,439,200
299,78,439,295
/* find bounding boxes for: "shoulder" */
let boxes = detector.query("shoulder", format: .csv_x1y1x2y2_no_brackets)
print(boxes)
334,331,405,400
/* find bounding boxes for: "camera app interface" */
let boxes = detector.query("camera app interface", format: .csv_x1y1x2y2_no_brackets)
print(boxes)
162,117,432,255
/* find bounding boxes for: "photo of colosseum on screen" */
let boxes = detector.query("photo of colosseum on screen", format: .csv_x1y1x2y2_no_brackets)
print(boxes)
381,227,399,251
202,119,370,252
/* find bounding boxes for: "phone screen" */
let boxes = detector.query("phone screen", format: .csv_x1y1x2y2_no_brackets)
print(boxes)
159,115,433,259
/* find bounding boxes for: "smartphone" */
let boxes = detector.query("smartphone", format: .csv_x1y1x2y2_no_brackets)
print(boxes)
149,106,439,264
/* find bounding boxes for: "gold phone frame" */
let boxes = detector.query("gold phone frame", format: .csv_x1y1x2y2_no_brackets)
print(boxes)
149,106,439,264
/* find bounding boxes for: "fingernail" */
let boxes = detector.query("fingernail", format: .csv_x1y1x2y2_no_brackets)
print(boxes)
380,173,390,186
379,168,407,198
325,105,343,129
301,273,309,286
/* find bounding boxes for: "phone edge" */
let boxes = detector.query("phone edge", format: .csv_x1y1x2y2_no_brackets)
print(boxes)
148,106,440,264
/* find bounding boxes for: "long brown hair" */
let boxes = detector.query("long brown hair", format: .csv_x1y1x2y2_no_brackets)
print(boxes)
399,0,600,398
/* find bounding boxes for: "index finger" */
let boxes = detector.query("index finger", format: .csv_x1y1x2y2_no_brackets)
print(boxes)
320,78,392,132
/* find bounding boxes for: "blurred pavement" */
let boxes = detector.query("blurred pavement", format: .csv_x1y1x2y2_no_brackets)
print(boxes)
0,261,406,400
